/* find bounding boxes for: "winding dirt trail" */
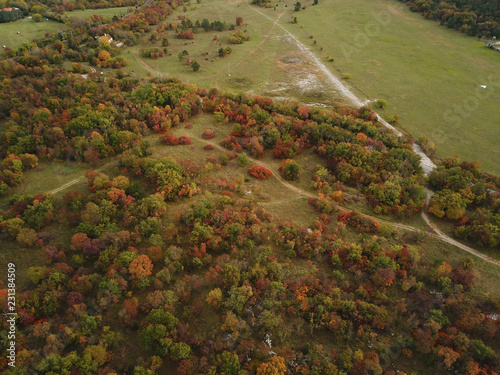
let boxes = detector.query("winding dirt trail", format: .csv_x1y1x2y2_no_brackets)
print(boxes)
240,3,500,265
195,136,500,266
197,138,421,232
421,189,500,266
246,2,437,175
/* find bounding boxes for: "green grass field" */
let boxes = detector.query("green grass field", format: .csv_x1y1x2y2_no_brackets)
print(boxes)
66,6,129,19
273,0,500,173
0,17,62,49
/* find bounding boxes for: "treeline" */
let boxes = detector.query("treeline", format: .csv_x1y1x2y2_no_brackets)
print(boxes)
0,7,22,22
3,0,179,57
398,0,500,38
428,156,500,248
3,0,139,15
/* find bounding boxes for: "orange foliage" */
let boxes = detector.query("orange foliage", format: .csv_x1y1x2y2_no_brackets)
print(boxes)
248,165,272,180
129,255,153,279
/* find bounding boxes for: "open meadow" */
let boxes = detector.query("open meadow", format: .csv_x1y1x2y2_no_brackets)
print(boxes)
66,6,129,19
124,0,499,173
250,0,500,173
123,0,352,105
0,17,62,49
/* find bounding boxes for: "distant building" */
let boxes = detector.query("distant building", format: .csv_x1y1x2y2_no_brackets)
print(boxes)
112,41,124,48
0,7,23,23
102,33,113,43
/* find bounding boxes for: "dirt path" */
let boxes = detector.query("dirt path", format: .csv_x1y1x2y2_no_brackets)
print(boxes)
246,2,437,176
198,135,500,266
48,160,118,195
197,137,421,231
131,47,168,78
231,9,287,71
421,189,500,266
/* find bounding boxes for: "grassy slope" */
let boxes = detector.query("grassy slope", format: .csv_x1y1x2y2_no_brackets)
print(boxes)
125,0,499,173
123,0,346,103
65,7,129,19
0,18,62,48
279,0,500,173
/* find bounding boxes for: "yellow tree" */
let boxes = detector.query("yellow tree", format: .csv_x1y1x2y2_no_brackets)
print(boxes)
256,356,287,375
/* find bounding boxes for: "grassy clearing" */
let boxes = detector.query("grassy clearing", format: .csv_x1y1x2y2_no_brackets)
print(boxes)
413,236,500,299
0,17,62,48
426,211,500,261
65,7,129,19
0,159,119,211
0,237,45,290
123,0,346,104
275,0,500,173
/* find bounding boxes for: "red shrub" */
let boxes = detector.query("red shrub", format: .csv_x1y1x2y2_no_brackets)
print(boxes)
204,144,214,150
220,136,242,151
160,134,192,146
338,211,379,233
272,139,296,159
177,30,195,39
202,129,216,139
248,165,272,180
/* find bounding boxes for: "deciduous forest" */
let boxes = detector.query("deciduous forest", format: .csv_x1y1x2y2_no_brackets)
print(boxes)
0,0,498,374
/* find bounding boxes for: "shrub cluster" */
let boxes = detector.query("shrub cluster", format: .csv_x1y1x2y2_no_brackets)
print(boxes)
248,165,272,180
160,135,192,146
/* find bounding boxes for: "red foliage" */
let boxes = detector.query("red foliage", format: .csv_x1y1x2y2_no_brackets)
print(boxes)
338,211,380,233
249,137,264,158
272,139,295,159
204,144,214,150
452,266,475,289
18,309,36,326
202,129,216,139
160,134,192,145
177,30,195,39
220,136,242,151
248,165,272,180
67,291,84,308
338,211,355,223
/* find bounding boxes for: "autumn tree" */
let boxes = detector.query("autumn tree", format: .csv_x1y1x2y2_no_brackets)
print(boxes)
256,356,287,375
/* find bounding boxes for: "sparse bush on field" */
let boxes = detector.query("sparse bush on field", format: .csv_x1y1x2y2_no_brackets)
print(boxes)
160,135,192,145
376,99,388,109
202,129,216,139
248,165,272,180
221,136,242,151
